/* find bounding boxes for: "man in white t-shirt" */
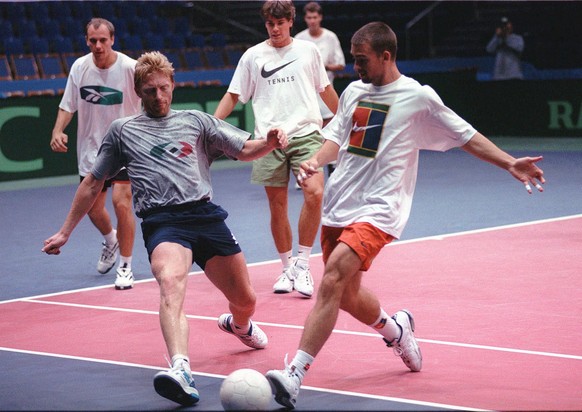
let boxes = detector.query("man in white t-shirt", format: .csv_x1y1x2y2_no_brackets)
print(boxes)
215,0,339,299
50,18,141,290
296,1,345,176
266,21,545,409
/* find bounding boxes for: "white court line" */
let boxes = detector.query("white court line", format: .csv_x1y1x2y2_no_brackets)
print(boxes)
4,213,580,307
0,346,483,411
17,298,582,362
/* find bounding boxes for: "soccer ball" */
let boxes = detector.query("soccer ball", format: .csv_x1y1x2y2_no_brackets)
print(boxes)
220,368,272,411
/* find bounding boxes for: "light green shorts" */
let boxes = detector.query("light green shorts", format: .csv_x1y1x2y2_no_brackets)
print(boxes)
251,131,323,187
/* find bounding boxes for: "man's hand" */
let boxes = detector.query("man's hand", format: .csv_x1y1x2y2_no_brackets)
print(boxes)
266,128,288,150
50,131,68,153
297,159,319,186
42,232,69,255
509,156,545,194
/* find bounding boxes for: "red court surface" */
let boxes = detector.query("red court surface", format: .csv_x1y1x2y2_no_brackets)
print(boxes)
1,216,581,410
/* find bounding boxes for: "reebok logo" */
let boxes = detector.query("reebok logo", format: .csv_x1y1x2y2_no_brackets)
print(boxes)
80,86,123,105
260,59,297,78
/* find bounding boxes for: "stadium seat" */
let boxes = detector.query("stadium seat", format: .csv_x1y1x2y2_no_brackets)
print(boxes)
9,54,40,80
62,52,82,74
0,20,15,40
164,50,185,71
52,36,75,54
143,33,165,51
4,37,25,57
224,45,246,67
165,33,187,50
36,53,67,79
208,33,227,48
0,55,13,81
189,34,206,49
204,48,227,69
28,36,50,55
183,48,207,70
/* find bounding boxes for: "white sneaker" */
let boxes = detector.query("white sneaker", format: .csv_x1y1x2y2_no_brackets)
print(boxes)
384,309,422,372
153,365,200,406
114,266,134,290
266,365,301,409
290,261,313,297
97,241,119,274
217,313,268,349
273,266,294,294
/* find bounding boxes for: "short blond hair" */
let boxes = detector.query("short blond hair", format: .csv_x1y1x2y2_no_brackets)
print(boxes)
134,51,175,90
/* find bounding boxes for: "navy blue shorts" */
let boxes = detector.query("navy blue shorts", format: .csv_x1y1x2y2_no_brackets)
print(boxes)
140,201,242,270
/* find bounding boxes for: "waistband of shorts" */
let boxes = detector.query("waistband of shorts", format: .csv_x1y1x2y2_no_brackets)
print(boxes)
292,130,321,139
138,198,210,218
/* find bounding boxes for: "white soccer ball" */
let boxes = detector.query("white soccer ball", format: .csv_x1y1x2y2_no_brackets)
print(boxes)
220,368,272,411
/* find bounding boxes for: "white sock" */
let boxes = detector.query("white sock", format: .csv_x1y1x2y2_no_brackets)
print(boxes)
171,354,190,372
279,250,293,268
296,245,312,267
231,318,251,335
119,255,132,269
368,308,401,342
104,229,117,246
289,350,314,382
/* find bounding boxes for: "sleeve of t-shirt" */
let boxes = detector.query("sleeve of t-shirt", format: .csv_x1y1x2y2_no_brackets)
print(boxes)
414,86,476,152
91,120,124,180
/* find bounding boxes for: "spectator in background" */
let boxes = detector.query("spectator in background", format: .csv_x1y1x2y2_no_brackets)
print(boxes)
486,16,524,80
50,18,141,290
214,1,339,299
296,1,345,176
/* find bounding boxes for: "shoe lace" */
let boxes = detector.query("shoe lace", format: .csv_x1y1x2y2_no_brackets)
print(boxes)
101,242,117,259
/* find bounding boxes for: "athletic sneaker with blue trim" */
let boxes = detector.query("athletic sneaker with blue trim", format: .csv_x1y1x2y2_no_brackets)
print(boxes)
97,240,119,274
266,362,301,409
153,365,200,406
384,309,422,372
218,313,268,349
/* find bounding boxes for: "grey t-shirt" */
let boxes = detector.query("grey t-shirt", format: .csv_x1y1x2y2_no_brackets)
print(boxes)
92,109,250,216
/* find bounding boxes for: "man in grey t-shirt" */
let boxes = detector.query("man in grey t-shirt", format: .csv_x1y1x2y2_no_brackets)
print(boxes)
43,51,288,406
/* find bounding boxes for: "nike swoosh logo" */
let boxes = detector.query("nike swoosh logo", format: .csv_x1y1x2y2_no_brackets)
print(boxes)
352,122,383,132
261,59,297,78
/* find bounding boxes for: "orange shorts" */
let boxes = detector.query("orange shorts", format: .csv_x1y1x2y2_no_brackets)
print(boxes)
320,222,394,271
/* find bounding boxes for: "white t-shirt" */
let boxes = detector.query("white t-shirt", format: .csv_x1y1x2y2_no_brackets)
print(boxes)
227,38,329,139
295,28,345,120
60,52,142,176
321,75,477,239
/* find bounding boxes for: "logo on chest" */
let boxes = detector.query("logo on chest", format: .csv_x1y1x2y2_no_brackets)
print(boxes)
348,101,389,158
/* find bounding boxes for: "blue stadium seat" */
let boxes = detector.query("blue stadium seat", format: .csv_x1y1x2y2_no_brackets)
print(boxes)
29,36,50,55
189,34,206,49
4,37,25,57
143,33,165,51
44,19,63,41
0,20,15,39
183,48,206,70
36,53,66,79
52,36,75,54
208,33,226,48
0,55,13,80
164,50,185,71
204,48,226,69
165,33,187,50
10,54,40,80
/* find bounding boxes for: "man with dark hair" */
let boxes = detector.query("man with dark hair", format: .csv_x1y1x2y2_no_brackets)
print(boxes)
266,21,544,409
486,16,524,80
215,0,339,298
